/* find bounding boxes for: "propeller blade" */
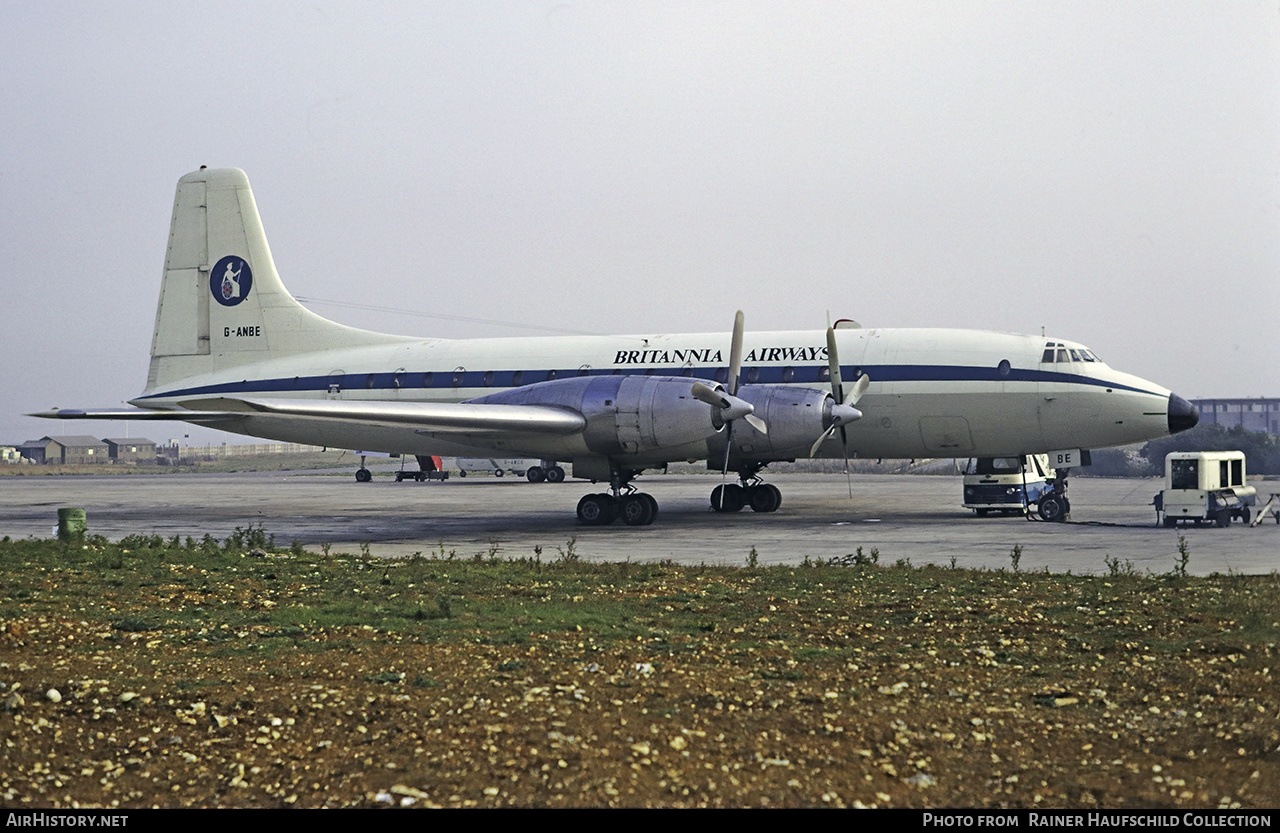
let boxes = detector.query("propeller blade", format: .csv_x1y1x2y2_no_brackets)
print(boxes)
809,424,837,458
691,382,729,410
845,373,870,407
826,327,843,404
727,310,744,396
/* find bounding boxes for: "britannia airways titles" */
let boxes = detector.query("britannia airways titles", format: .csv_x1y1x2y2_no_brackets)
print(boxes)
613,345,829,366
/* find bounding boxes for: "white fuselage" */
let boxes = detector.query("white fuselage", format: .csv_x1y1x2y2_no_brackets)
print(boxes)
133,326,1173,465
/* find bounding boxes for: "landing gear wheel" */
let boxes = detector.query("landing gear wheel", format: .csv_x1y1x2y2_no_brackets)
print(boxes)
495,469,504,477
1038,494,1066,522
710,484,745,512
577,493,617,526
355,468,372,483
619,493,657,526
527,466,546,483
747,484,782,513
546,466,566,483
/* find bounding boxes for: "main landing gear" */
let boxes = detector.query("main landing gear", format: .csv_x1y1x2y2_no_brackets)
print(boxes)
710,466,783,514
576,467,658,527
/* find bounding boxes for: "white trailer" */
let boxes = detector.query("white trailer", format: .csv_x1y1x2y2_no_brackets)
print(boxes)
1154,451,1256,527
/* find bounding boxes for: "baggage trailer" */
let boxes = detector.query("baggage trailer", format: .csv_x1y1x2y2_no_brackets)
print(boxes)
1154,451,1256,528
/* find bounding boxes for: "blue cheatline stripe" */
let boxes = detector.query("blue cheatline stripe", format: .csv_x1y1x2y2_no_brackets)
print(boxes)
135,364,1163,402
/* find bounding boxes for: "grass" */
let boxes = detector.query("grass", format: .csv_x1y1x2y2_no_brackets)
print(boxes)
5,531,1274,666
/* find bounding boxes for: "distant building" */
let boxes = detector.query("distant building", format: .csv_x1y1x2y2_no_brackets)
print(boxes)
103,438,157,463
14,440,49,464
17,436,109,465
1191,398,1280,436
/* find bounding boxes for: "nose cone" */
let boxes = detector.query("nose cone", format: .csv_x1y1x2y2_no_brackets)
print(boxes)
1168,394,1199,435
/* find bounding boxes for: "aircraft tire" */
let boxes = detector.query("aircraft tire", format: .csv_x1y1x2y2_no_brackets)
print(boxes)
748,484,782,513
710,484,745,513
546,466,566,483
527,466,546,483
1038,495,1066,522
620,494,657,526
577,494,616,526
355,468,372,483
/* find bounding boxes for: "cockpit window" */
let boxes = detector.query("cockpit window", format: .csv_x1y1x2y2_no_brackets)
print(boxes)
1042,342,1103,364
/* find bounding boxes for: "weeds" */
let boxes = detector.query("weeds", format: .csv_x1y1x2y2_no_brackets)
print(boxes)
1174,535,1190,578
1010,544,1023,572
746,547,759,568
1104,554,1139,577
556,537,580,562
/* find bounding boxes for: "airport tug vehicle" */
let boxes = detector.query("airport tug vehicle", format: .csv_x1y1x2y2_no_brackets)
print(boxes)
1154,451,1256,528
963,455,1056,517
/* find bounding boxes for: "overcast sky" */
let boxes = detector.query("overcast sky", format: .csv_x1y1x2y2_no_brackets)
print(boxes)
3,2,1277,447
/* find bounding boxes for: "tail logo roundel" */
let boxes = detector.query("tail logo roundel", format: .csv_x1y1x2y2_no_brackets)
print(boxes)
210,256,253,307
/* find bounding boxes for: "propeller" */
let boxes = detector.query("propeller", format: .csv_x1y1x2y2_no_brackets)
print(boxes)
697,311,767,509
691,382,767,434
810,326,870,495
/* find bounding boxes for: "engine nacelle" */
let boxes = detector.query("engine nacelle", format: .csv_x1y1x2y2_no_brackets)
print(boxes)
472,376,840,464
473,375,719,460
728,384,836,458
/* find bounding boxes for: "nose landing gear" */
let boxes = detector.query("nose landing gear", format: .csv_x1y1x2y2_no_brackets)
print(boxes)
1035,471,1071,522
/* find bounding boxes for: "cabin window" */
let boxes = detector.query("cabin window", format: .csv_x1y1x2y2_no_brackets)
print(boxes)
746,367,760,384
421,371,434,387
997,359,1011,377
392,369,405,389
512,370,524,386
364,373,377,389
546,369,558,381
781,366,795,383
482,371,495,387
452,367,465,387
578,365,591,377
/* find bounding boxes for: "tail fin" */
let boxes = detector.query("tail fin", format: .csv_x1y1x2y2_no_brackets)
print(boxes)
144,167,403,392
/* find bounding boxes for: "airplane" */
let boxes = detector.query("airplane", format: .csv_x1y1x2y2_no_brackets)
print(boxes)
32,167,1199,526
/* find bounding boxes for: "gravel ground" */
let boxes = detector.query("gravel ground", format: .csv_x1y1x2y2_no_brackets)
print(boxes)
0,542,1276,809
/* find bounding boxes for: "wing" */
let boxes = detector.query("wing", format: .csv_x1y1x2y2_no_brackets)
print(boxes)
174,397,587,436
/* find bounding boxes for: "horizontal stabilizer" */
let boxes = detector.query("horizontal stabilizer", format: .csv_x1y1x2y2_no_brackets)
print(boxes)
180,397,588,436
28,407,243,423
